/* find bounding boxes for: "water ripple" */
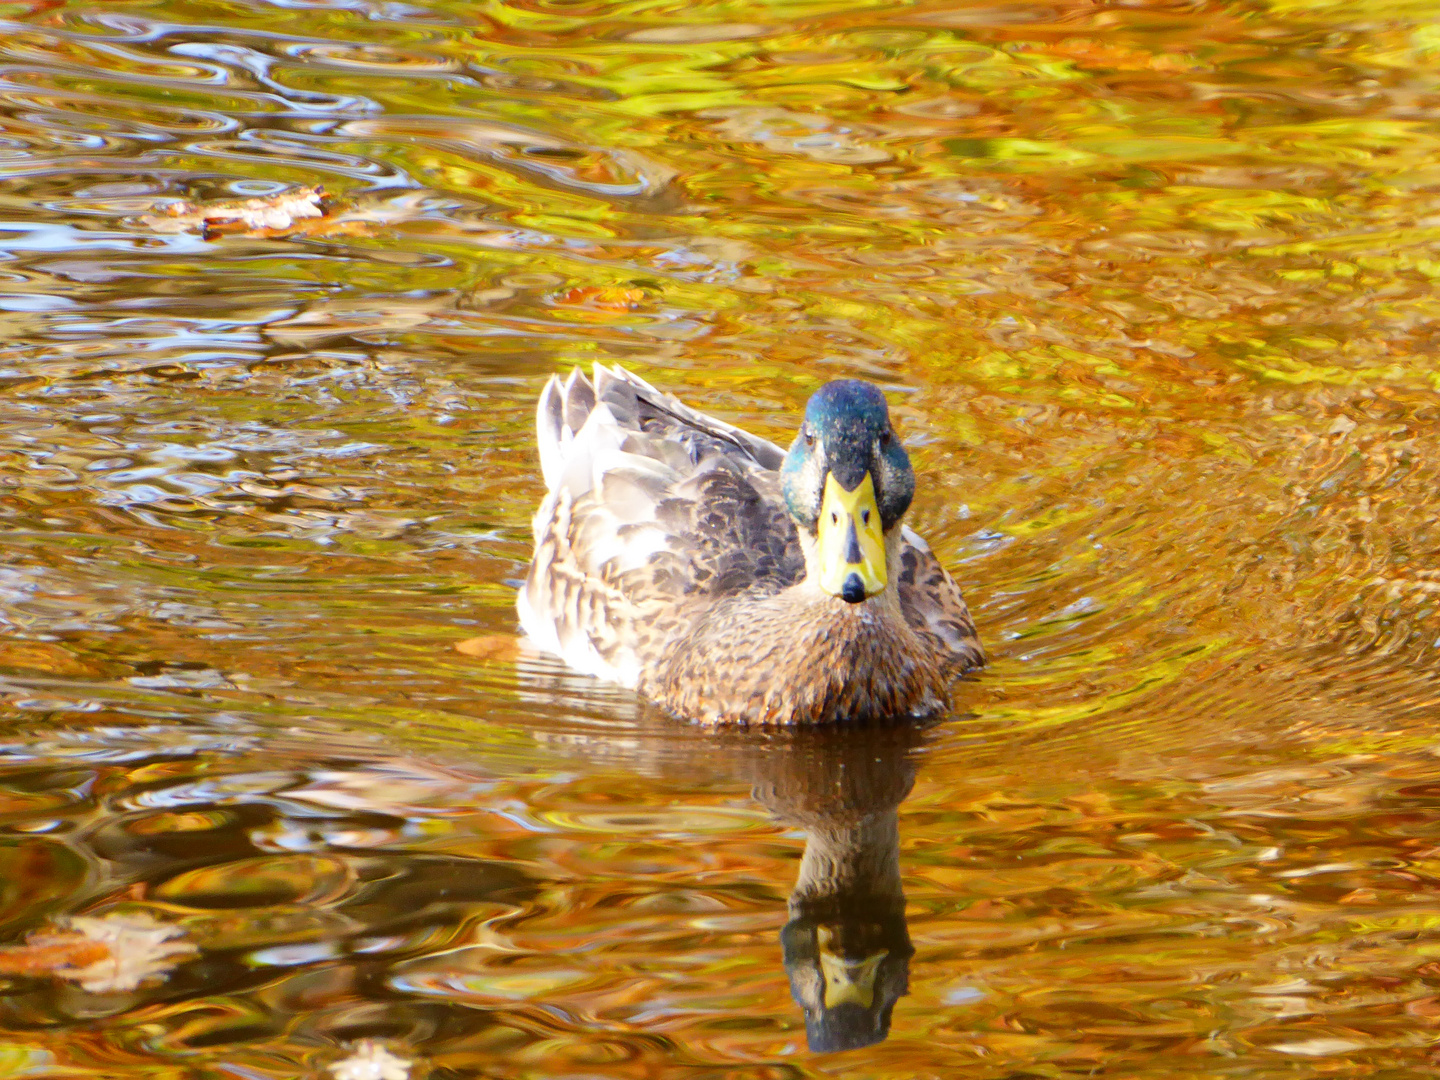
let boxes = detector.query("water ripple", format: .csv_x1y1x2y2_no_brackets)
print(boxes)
340,115,679,203
0,0,1437,1075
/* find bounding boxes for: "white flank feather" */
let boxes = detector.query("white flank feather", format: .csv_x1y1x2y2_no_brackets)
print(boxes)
901,524,930,552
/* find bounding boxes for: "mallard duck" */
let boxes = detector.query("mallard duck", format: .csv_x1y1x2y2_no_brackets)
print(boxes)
517,364,983,725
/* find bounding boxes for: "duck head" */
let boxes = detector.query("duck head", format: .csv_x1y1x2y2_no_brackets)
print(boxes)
781,381,915,604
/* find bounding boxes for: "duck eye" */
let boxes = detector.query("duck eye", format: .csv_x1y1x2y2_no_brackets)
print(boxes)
880,429,892,448
862,509,870,525
803,425,815,447
830,511,839,525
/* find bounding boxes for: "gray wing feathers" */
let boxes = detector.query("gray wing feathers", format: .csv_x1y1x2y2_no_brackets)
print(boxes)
593,365,787,472
522,364,789,686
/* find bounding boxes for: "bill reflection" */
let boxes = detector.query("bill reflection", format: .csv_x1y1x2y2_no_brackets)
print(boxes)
741,726,922,1054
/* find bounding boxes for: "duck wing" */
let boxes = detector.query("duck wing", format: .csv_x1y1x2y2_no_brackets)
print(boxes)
896,525,985,675
518,364,804,689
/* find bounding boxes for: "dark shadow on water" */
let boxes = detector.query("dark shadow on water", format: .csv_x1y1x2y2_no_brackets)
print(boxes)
703,722,927,1054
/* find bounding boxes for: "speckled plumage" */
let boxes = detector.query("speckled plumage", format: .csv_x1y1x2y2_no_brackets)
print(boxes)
517,364,983,725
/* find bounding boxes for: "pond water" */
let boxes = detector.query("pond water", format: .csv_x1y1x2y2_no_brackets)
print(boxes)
3,0,1440,1074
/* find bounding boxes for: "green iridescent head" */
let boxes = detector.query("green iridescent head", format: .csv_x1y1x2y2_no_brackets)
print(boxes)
780,381,915,603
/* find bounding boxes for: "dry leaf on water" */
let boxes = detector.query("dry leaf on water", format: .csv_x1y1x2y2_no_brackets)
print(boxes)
0,935,108,975
0,912,196,992
138,186,331,239
453,634,521,662
553,285,649,311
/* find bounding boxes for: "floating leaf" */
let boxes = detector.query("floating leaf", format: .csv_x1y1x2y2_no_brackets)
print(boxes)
0,912,196,992
137,186,330,239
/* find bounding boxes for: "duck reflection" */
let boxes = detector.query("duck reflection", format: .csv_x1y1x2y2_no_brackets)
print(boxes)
516,651,930,1054
725,724,923,1054
0,687,933,1064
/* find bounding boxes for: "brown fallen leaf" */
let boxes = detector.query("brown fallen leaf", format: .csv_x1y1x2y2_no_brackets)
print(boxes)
0,935,109,976
1019,38,1205,74
1336,887,1379,904
0,912,196,991
138,185,331,239
453,635,521,662
1410,996,1440,1021
554,285,649,311
136,187,518,244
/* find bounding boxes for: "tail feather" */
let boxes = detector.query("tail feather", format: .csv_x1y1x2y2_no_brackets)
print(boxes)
601,363,786,470
562,367,595,435
537,367,602,491
535,361,788,497
536,373,567,489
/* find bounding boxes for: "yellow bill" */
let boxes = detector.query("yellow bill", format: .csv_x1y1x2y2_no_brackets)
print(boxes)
816,471,887,601
818,927,889,1010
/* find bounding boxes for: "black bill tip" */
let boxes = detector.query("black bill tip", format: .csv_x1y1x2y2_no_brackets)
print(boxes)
841,573,866,604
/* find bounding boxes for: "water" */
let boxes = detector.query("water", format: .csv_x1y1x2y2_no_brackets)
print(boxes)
2,0,1440,1074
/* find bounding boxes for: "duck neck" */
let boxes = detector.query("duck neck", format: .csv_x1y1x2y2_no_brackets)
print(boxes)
649,530,949,724
791,809,905,917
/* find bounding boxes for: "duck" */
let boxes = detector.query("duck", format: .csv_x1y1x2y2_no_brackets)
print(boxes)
516,364,983,725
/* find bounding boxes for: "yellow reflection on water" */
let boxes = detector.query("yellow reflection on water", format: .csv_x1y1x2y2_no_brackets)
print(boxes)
1,0,1440,1073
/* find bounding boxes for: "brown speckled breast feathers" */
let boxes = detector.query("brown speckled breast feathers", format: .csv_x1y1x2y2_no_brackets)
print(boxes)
517,364,982,725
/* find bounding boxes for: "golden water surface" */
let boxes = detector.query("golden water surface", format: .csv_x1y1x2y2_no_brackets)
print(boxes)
3,0,1440,1074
